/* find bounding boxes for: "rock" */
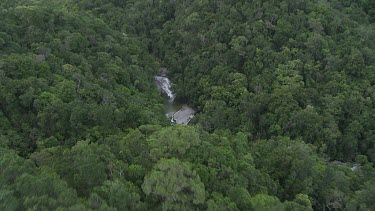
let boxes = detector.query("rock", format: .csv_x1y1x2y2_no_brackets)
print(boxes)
36,54,46,62
332,161,361,171
154,76,175,100
158,67,168,77
332,161,344,166
350,164,360,171
172,106,195,125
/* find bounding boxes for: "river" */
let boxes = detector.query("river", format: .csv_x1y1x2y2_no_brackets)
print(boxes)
154,73,195,125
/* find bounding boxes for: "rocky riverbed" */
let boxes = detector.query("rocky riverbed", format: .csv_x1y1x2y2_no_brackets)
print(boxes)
154,71,195,125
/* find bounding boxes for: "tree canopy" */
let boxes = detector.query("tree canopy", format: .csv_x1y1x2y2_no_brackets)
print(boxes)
0,0,374,210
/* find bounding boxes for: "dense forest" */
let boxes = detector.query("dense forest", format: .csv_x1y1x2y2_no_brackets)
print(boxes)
1,0,374,210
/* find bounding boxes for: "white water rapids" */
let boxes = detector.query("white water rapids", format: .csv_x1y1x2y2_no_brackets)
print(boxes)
154,75,195,125
154,76,175,100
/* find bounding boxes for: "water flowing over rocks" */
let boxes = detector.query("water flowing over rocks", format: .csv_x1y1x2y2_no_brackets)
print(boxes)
332,161,361,171
154,76,175,100
154,70,195,125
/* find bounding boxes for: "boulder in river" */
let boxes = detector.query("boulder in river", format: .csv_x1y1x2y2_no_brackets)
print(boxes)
172,106,195,125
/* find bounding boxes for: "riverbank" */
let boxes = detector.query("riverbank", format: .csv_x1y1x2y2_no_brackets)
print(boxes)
154,72,195,125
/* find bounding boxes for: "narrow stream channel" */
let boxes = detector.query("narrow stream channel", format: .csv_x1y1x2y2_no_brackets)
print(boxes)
154,70,195,125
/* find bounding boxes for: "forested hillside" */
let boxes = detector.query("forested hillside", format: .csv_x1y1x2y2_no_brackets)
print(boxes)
1,0,374,210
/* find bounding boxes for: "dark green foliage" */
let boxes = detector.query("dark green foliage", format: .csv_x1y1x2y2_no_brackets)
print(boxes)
142,158,206,210
1,0,374,210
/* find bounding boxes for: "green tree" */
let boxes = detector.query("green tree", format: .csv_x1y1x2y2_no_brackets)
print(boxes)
147,125,201,160
95,179,145,210
142,158,205,210
251,137,322,200
206,192,238,211
250,194,285,211
51,141,116,196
